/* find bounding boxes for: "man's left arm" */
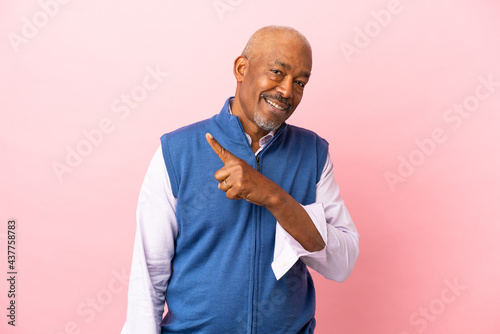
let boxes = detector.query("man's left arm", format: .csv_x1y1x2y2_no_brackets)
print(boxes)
206,133,359,282
272,153,359,281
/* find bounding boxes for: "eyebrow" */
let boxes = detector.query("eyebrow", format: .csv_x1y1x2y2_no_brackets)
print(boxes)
271,59,310,78
272,59,290,70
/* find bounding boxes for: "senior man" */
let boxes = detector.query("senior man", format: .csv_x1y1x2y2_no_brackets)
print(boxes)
121,25,359,334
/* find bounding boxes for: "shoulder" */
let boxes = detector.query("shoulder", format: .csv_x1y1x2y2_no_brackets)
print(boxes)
161,116,214,142
283,124,329,148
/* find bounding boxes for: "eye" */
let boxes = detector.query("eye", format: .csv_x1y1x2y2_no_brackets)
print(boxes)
295,81,306,88
270,69,282,75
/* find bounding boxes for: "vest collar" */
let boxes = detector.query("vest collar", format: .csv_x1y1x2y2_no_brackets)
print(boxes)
214,97,287,152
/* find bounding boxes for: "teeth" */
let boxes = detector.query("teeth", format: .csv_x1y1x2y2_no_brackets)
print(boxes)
265,98,285,111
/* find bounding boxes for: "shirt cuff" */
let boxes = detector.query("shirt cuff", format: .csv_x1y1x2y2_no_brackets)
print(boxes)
272,202,337,280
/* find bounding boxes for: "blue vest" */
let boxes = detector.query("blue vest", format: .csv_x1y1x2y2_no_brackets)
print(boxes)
160,98,329,334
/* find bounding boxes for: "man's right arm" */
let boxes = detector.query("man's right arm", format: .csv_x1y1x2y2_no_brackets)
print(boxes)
121,146,177,334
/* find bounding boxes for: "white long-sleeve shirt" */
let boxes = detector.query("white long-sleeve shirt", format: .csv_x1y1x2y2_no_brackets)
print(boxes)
121,133,360,334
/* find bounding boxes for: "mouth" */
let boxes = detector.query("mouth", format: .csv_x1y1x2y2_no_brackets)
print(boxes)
262,96,291,112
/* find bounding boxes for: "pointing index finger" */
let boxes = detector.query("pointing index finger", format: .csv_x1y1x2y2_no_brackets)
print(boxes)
206,133,235,164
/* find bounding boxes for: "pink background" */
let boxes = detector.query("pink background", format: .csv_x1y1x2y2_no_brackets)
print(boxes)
2,0,500,333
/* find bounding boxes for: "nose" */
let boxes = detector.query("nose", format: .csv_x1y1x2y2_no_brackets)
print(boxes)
276,77,294,99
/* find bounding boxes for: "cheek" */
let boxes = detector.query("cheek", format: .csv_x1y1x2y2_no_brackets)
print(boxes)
293,93,303,105
256,76,276,91
239,80,257,102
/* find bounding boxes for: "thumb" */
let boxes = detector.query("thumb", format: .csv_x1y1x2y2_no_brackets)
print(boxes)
206,133,236,164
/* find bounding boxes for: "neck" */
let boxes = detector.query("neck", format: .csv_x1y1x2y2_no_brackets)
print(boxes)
230,97,270,152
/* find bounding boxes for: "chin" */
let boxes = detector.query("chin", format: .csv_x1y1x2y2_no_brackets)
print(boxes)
254,112,282,131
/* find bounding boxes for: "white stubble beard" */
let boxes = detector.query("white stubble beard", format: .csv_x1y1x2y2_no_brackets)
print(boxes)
253,111,281,131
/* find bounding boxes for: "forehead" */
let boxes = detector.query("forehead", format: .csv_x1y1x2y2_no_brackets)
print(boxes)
254,39,312,73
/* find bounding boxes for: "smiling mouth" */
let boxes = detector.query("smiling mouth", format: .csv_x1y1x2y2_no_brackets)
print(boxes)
264,97,289,111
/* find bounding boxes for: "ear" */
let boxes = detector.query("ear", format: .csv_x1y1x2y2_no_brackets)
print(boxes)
233,56,247,82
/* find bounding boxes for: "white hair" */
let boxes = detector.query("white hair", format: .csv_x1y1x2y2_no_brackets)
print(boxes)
241,25,311,61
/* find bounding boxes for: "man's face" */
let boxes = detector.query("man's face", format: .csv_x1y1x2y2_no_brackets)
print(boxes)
236,39,312,132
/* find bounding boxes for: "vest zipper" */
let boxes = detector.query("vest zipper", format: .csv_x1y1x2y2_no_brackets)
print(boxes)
254,123,286,173
250,124,286,333
251,155,261,333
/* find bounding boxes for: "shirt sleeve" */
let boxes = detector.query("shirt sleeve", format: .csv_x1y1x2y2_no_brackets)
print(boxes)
272,153,360,281
121,145,178,334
